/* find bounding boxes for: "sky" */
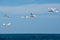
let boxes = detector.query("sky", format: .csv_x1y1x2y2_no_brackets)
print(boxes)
0,0,60,6
0,0,60,34
0,0,60,14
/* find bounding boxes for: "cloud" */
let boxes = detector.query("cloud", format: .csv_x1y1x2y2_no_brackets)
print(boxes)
0,4,60,14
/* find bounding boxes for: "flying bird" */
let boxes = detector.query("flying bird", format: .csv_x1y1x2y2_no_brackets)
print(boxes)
4,14,10,18
21,13,36,18
48,8,60,13
3,22,11,27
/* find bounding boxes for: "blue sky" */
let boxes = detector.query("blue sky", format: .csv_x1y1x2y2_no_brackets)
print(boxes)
0,0,60,6
0,0,60,34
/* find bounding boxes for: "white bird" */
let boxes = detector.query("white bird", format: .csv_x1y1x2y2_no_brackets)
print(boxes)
21,13,36,18
3,22,11,27
48,8,59,13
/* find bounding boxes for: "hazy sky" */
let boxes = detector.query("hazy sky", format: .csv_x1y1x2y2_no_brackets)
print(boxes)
0,0,60,6
0,0,60,34
0,0,60,14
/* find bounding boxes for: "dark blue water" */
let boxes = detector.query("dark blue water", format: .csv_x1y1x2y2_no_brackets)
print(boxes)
0,34,60,40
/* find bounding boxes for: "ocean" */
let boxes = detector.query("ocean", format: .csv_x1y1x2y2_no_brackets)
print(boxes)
0,34,60,40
